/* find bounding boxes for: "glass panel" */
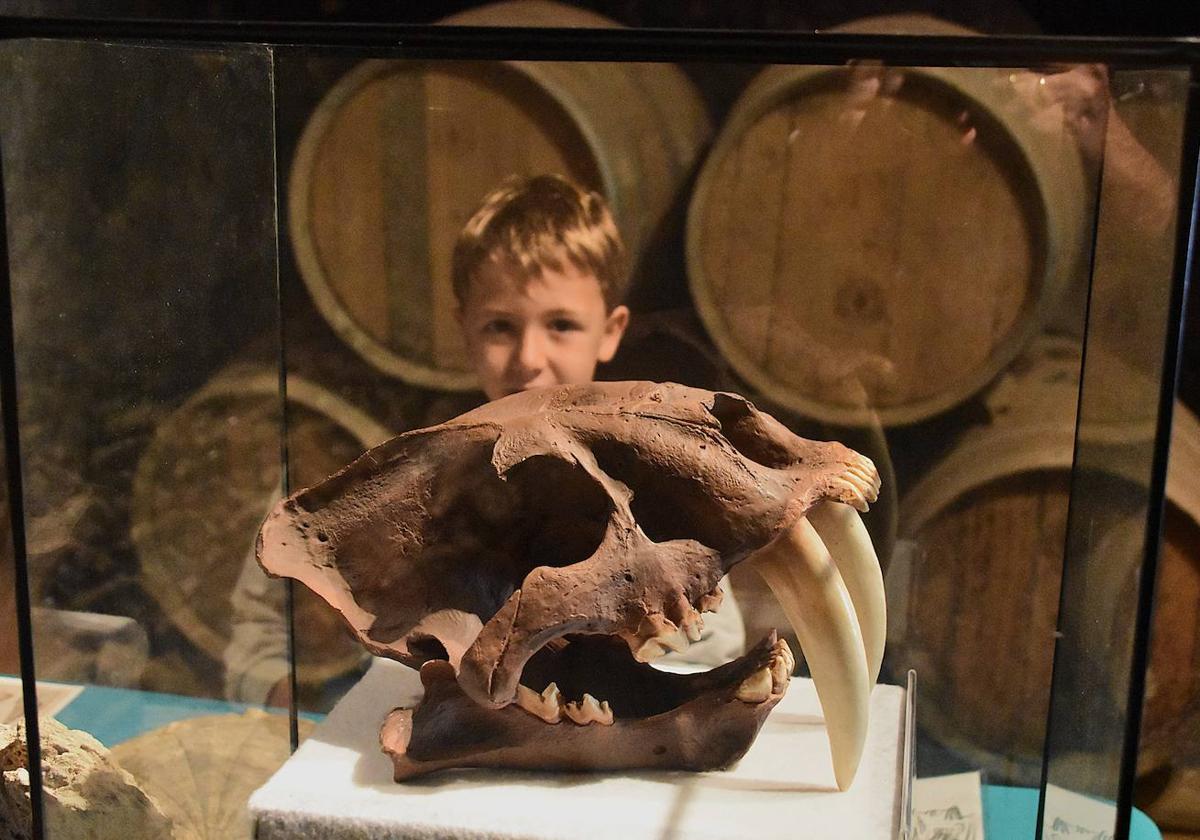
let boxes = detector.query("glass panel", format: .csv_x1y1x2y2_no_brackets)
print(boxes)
0,38,288,839
269,43,1185,839
0,392,34,838
0,26,1189,839
1043,66,1193,839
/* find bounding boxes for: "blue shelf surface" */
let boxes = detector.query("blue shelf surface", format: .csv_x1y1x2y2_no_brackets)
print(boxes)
982,784,1162,840
54,683,323,748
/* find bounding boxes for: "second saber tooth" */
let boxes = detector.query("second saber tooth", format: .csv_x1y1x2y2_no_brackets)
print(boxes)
744,514,871,792
806,499,887,686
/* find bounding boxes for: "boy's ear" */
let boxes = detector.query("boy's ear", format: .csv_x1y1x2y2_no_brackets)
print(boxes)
598,305,630,363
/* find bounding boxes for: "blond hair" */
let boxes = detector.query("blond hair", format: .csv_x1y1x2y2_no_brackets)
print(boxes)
452,174,627,310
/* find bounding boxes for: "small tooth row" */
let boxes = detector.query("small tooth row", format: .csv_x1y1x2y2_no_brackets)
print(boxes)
736,638,795,704
516,683,564,723
734,667,773,703
769,638,795,692
563,694,613,726
833,456,880,511
697,585,724,614
633,608,708,663
515,682,613,726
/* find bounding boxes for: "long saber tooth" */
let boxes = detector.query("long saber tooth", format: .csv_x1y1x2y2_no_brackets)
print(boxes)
807,500,886,686
746,516,869,791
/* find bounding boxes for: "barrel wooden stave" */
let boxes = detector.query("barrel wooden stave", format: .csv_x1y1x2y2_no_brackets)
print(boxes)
893,337,1200,782
688,60,1087,427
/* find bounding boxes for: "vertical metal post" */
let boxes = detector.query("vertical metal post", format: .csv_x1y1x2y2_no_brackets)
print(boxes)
267,46,299,753
0,110,45,840
1114,63,1200,840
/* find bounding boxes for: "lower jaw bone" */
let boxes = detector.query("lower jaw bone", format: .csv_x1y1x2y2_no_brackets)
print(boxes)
744,515,871,791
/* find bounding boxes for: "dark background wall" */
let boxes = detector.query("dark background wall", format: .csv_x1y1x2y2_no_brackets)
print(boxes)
0,0,1195,36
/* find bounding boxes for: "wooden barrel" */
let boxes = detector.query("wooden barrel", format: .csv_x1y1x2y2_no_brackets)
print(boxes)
289,0,710,389
1093,423,1200,778
686,41,1089,427
131,364,392,687
890,337,1200,783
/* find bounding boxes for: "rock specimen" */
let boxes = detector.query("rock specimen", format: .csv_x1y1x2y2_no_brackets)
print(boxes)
258,382,885,789
0,716,172,840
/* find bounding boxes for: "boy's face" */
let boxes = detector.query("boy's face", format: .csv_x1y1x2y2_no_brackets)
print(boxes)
457,257,630,402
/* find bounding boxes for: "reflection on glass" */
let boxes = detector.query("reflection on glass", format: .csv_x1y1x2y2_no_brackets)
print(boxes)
0,21,1188,837
0,388,33,839
1,38,290,838
1043,67,1192,839
267,45,1185,840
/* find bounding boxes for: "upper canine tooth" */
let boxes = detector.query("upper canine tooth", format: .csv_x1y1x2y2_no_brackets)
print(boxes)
682,611,704,642
744,515,871,792
735,667,773,703
807,500,887,686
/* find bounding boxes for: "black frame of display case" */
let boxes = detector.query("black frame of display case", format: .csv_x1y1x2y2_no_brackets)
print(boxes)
0,18,1197,840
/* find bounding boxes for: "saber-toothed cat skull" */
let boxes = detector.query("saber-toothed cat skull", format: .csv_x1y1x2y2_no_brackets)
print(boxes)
257,381,884,789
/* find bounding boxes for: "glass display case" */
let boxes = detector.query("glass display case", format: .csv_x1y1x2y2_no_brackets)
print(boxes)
1,9,1197,839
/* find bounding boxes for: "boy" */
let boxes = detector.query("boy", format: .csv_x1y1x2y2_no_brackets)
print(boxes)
452,174,630,402
225,174,743,706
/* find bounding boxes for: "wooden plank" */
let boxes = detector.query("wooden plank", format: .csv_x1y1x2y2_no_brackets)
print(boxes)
309,79,392,346
704,103,792,367
380,67,433,362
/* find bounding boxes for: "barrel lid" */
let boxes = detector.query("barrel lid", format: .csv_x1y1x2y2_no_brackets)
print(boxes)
687,59,1089,427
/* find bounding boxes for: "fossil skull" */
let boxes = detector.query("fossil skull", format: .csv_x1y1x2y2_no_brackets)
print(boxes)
257,381,884,789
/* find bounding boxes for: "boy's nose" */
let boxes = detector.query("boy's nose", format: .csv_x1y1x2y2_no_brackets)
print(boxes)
514,328,549,374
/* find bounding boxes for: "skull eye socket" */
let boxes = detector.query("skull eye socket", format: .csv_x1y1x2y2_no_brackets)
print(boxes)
505,455,611,571
589,439,739,553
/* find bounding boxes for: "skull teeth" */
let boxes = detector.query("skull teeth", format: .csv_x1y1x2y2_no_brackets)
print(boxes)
516,682,562,724
697,586,724,614
769,637,795,693
735,667,773,703
515,684,613,726
736,638,794,703
633,619,700,662
562,693,614,726
807,499,886,686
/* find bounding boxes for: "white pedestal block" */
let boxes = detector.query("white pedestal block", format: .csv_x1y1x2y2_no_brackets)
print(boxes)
251,659,906,839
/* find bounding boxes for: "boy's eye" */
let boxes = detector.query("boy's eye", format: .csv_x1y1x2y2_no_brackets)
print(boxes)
482,319,515,336
549,318,582,333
